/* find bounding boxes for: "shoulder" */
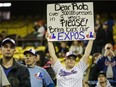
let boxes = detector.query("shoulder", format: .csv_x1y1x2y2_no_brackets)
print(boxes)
35,65,46,71
14,61,28,71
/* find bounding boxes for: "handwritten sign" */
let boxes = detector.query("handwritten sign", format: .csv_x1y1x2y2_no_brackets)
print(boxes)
47,2,94,41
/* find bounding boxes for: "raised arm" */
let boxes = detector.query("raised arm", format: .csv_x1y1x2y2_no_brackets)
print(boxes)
81,40,93,65
48,41,58,65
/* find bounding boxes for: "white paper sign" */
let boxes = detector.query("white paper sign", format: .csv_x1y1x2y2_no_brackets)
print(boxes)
47,2,94,41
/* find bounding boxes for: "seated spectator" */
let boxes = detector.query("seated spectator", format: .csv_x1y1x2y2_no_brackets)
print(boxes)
92,19,106,55
96,71,112,87
36,51,56,82
88,53,102,81
69,41,84,55
97,43,116,81
57,42,69,58
0,31,8,40
0,38,31,87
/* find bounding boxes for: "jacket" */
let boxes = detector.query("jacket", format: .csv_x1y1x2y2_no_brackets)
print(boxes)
95,80,112,87
97,56,116,81
0,59,31,87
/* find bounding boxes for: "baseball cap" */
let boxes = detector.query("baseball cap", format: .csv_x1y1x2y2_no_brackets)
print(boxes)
65,51,77,59
1,38,16,46
98,71,106,77
23,49,37,56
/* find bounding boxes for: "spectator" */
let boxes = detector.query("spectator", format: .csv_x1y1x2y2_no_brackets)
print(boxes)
92,19,106,54
95,71,112,87
69,41,84,55
97,43,116,81
33,18,46,46
0,38,31,87
103,21,114,45
106,15,115,45
57,42,69,58
88,53,102,87
0,31,8,40
36,50,56,82
0,65,10,87
88,53,102,81
47,33,94,87
24,49,55,87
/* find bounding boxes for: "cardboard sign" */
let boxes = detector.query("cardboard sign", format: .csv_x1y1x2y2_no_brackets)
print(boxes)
47,2,94,41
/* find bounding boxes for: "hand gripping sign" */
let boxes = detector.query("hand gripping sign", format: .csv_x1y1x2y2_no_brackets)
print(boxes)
47,2,95,41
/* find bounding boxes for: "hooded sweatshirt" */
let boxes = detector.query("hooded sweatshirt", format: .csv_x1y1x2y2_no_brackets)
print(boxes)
95,80,112,87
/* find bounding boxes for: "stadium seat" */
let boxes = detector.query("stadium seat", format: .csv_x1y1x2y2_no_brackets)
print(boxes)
15,46,23,53
35,46,45,51
24,46,35,50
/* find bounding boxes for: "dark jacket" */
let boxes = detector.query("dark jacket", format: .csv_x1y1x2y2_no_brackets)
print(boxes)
88,63,100,81
0,59,31,87
97,56,116,81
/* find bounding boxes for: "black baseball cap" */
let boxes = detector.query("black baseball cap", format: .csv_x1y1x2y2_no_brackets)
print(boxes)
23,49,37,56
1,38,16,46
98,71,106,77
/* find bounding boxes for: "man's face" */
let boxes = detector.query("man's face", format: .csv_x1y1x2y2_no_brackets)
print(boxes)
65,56,76,69
1,43,15,59
24,53,36,67
98,74,106,83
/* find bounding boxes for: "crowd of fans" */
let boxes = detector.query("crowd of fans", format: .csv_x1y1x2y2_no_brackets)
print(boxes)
0,14,116,87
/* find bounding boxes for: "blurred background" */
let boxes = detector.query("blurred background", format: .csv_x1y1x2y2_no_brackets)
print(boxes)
1,1,116,86
0,1,116,60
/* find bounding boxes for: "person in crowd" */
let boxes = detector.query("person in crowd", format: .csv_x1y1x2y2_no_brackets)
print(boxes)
0,65,10,87
88,53,102,87
92,19,106,54
33,18,46,46
0,38,31,87
103,22,114,45
88,53,102,81
105,15,115,45
0,31,8,40
69,41,84,55
23,49,55,87
97,43,116,81
46,33,95,87
95,71,112,87
36,51,56,82
57,42,69,58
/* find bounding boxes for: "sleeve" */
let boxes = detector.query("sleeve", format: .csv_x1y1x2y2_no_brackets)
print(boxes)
52,60,63,74
20,67,31,87
76,59,88,73
0,66,10,86
43,69,55,87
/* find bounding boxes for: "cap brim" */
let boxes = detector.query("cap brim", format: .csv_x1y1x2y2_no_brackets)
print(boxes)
67,55,77,58
1,40,16,46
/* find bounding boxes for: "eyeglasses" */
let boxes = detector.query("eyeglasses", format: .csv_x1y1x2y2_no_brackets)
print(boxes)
67,56,76,60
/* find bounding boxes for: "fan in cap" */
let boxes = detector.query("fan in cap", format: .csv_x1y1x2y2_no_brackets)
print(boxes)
23,49,37,56
97,71,106,78
65,51,77,60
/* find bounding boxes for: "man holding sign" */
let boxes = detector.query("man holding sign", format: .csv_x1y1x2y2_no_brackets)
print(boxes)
47,2,95,87
46,33,95,87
